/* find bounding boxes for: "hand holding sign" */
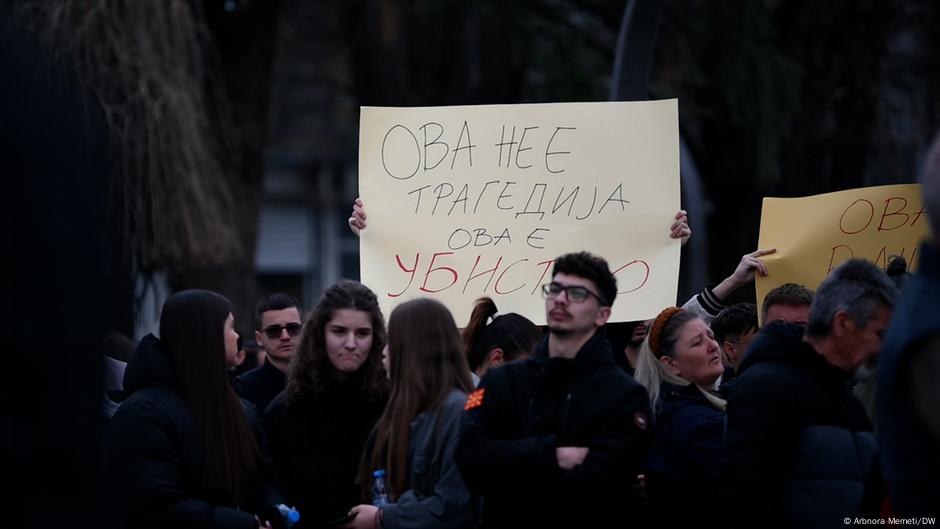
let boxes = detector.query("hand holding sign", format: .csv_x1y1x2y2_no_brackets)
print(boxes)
707,248,777,303
348,197,367,236
671,210,691,247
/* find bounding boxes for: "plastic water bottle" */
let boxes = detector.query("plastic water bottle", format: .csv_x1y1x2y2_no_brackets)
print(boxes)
372,469,390,507
274,504,300,528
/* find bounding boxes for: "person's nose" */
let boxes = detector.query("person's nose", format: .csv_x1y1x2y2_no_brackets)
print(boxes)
708,339,720,354
344,332,357,349
279,328,291,340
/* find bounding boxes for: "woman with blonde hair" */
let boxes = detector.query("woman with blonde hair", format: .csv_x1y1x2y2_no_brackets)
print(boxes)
634,306,726,529
345,298,479,529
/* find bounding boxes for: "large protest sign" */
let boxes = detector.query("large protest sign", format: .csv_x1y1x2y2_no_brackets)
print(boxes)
756,184,927,318
358,100,680,326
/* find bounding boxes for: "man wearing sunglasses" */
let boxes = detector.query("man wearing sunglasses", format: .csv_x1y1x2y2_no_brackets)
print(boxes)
457,251,651,529
237,292,303,415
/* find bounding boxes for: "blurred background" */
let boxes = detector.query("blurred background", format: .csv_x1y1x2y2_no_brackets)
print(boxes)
5,0,939,339
1,1,937,527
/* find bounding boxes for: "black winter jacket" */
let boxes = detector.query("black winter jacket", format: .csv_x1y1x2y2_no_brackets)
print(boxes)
878,242,940,516
456,332,651,529
263,377,385,528
722,322,883,528
101,335,280,529
645,383,725,529
238,359,287,416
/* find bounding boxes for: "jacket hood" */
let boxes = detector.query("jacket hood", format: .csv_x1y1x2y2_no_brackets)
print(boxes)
738,321,832,376
123,333,178,395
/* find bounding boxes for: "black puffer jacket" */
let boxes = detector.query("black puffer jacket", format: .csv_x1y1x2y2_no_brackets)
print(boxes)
722,322,883,528
457,332,650,529
263,377,386,528
645,383,725,529
101,334,280,529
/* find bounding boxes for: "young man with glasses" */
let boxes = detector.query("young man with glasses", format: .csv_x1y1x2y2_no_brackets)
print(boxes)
237,292,303,414
457,251,651,529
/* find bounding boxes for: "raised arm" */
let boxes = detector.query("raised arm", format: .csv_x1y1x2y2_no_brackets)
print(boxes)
682,248,776,323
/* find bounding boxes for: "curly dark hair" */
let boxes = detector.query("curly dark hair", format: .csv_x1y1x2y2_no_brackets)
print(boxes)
285,280,388,407
551,251,617,307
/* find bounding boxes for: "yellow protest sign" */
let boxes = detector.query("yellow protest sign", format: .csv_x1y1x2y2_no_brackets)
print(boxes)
756,184,927,316
358,100,680,326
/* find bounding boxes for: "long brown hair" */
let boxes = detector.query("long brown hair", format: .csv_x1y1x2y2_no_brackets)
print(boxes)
159,289,263,505
285,280,388,407
364,298,473,500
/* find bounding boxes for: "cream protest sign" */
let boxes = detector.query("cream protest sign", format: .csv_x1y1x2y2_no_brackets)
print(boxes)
756,184,927,318
358,100,680,326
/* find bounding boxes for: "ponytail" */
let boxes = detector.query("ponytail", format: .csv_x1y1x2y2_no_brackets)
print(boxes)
463,297,499,372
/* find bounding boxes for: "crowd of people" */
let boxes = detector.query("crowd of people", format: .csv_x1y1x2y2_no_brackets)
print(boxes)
97,137,940,529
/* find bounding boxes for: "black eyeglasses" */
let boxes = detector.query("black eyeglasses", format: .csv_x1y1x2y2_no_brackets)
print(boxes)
541,282,606,304
262,323,303,339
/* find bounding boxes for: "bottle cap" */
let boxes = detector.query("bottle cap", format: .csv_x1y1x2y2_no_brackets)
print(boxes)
373,469,387,478
286,509,300,523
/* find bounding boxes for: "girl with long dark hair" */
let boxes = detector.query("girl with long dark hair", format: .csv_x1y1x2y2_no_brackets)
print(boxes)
264,280,389,528
102,290,281,529
345,298,480,529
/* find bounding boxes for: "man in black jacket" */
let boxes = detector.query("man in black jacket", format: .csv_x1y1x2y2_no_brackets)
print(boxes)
878,134,940,516
722,258,898,528
456,251,651,529
238,293,303,414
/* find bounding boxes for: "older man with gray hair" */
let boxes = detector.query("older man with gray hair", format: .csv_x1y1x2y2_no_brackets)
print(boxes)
878,134,940,517
722,258,899,528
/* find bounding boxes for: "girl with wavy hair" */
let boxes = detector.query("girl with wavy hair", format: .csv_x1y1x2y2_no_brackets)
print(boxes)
263,280,389,528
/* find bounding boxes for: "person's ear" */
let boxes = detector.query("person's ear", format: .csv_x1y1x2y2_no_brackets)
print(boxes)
487,348,505,367
659,355,681,376
595,306,612,327
722,341,737,362
255,330,264,347
832,311,850,338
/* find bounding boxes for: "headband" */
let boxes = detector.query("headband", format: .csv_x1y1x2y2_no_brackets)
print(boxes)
648,307,684,358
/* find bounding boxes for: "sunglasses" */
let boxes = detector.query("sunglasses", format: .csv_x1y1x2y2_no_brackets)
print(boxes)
541,282,606,304
261,322,303,339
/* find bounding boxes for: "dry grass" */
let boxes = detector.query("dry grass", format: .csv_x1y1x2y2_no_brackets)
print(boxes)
17,0,243,270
